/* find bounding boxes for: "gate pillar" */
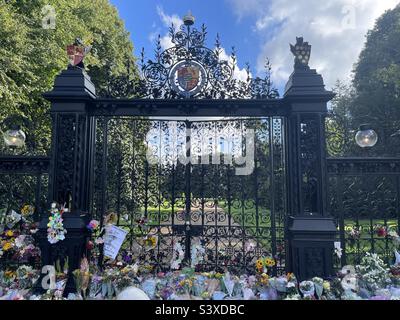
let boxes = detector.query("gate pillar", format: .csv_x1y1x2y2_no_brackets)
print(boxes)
35,66,96,295
284,38,336,280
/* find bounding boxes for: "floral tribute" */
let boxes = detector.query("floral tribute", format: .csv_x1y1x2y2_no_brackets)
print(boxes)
0,248,400,300
47,203,67,244
0,205,40,267
1,206,400,300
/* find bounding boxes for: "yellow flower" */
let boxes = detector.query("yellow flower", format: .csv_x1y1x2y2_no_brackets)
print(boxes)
260,273,269,285
265,258,276,268
178,279,193,288
4,270,15,278
150,237,157,247
3,242,13,251
201,291,210,299
21,205,34,216
256,259,264,272
323,281,331,291
5,230,13,237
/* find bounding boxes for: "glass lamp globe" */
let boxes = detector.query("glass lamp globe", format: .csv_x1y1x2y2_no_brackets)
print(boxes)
355,125,378,148
3,126,26,148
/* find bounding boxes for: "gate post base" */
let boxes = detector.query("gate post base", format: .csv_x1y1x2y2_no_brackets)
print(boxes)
288,216,337,281
33,212,89,297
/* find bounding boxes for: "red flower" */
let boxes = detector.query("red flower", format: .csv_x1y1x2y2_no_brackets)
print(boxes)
86,241,94,250
376,226,388,238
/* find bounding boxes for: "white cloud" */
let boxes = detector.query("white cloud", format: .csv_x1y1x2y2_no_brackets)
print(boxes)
155,5,183,50
154,6,249,81
217,47,251,81
227,0,399,91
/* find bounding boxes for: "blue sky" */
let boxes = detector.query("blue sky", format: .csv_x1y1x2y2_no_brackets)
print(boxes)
110,1,260,69
110,0,399,95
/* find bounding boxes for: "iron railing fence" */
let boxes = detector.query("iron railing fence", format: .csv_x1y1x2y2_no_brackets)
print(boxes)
0,156,50,219
1,154,399,270
327,158,400,267
0,156,50,269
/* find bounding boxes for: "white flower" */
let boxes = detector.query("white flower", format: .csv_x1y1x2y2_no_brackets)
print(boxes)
284,294,301,300
334,242,342,259
341,276,358,291
171,260,181,270
15,235,26,248
341,265,356,276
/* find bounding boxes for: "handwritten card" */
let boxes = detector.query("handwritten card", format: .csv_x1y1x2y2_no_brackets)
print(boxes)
103,225,128,260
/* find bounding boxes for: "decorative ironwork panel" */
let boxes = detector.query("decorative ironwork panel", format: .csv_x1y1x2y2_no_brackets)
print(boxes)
327,158,400,267
104,22,279,100
299,114,324,214
0,157,49,221
91,117,286,274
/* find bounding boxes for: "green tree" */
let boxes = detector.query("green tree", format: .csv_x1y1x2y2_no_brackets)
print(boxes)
0,0,138,154
352,4,400,156
326,81,356,157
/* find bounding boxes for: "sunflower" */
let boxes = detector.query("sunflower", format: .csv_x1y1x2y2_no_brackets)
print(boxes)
21,205,34,216
265,258,276,268
256,259,264,272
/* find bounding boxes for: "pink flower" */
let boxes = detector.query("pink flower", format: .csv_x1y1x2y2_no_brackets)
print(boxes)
87,220,100,231
95,237,104,245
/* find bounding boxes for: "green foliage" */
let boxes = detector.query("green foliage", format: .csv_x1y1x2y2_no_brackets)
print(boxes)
0,0,137,154
351,4,400,156
327,5,400,157
326,81,357,157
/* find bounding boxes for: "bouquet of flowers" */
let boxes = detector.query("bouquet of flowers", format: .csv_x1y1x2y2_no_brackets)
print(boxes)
356,252,391,293
47,203,67,244
72,257,91,299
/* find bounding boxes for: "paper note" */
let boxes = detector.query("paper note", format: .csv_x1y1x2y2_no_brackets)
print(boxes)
103,225,128,260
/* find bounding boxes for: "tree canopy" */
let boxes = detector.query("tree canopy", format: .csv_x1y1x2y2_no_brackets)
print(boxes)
328,4,400,157
0,0,137,154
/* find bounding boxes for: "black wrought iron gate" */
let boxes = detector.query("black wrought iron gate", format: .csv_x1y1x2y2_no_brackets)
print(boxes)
39,15,337,282
91,117,286,274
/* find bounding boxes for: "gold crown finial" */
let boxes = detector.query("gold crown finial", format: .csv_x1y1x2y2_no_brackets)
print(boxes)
183,11,195,26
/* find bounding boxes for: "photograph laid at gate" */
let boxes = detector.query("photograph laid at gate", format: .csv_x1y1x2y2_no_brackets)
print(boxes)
1,0,400,306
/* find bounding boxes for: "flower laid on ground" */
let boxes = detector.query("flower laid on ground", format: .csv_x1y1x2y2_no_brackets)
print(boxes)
4,210,22,230
72,257,91,299
299,280,315,299
356,252,391,292
0,205,40,266
1,251,400,300
47,203,67,244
